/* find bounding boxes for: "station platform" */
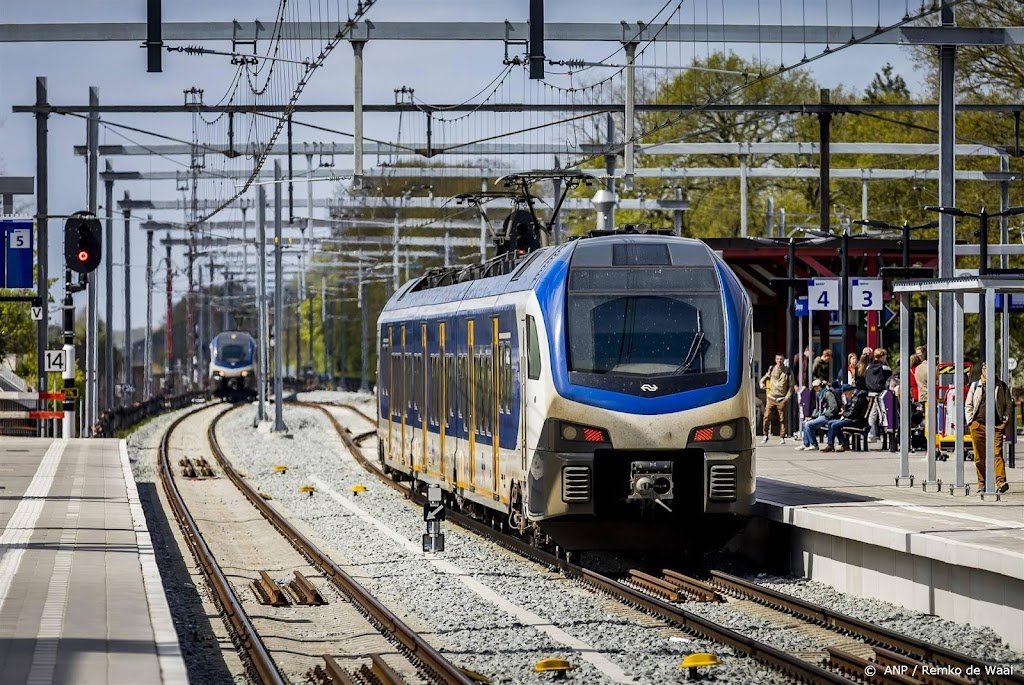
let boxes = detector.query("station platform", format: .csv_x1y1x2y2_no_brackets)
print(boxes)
746,441,1024,649
0,437,186,684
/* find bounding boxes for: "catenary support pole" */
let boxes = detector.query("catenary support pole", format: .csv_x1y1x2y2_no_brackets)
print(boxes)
480,178,487,262
256,184,267,422
897,289,913,486
165,242,172,393
924,293,939,491
144,226,153,400
123,202,132,404
952,291,967,494
838,228,848,385
273,160,286,432
983,287,996,497
352,40,365,189
87,86,99,434
104,162,114,411
359,252,369,393
624,41,635,189
739,153,748,237
321,275,327,380
938,0,956,362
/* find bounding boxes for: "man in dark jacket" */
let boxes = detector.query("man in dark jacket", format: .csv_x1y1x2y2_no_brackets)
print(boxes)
797,378,840,450
822,385,869,452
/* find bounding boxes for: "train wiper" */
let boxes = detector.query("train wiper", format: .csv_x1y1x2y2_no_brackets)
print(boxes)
672,311,704,376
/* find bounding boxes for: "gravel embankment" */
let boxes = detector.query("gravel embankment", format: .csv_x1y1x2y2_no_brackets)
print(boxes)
217,403,792,685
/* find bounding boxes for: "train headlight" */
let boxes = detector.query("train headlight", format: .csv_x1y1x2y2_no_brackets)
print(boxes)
241,370,249,377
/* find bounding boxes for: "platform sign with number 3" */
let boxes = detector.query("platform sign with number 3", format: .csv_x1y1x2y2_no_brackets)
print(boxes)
850,278,883,311
807,278,840,311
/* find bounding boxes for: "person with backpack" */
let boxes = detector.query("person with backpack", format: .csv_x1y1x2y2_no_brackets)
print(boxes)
760,353,795,445
821,384,869,452
965,361,1010,493
796,378,840,451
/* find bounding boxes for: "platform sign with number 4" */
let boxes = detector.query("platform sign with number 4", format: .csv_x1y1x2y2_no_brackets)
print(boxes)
807,278,840,311
850,278,883,311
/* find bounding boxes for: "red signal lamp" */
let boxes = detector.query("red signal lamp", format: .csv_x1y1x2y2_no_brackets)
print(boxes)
77,250,90,262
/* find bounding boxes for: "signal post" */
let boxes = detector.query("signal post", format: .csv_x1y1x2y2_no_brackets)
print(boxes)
62,211,102,437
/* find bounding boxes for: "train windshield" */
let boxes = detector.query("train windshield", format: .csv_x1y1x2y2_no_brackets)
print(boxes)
218,344,248,364
566,267,726,377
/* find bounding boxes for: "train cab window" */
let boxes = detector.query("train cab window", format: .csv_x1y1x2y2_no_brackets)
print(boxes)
526,315,541,380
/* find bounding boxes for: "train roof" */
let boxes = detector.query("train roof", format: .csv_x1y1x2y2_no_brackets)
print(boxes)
381,233,719,313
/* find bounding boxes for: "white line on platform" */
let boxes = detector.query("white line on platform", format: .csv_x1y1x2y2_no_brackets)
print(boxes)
119,440,189,685
0,440,67,621
309,474,634,684
873,500,1024,529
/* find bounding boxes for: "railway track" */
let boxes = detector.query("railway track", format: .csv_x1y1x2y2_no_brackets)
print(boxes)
158,403,475,685
303,399,1021,685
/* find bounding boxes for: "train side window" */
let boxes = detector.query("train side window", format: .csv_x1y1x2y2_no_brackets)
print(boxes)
527,315,541,380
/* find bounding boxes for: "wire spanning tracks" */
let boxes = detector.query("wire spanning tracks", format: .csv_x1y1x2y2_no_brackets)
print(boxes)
160,404,473,685
307,402,852,685
708,571,1024,685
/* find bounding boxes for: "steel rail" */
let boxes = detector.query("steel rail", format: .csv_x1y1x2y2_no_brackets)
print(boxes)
710,570,1024,685
159,405,285,685
307,401,852,685
206,408,473,685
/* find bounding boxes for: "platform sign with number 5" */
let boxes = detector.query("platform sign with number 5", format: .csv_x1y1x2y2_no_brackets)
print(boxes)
850,278,883,311
807,278,840,311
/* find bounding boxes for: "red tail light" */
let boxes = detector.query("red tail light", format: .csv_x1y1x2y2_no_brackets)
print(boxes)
693,427,715,442
582,427,604,442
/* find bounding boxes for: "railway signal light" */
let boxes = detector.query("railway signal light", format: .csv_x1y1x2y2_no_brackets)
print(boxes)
63,212,102,274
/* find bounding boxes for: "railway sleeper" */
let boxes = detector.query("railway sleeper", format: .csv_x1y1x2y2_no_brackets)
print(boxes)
660,569,724,603
251,570,288,607
627,570,682,602
308,654,413,685
872,647,975,685
288,570,327,606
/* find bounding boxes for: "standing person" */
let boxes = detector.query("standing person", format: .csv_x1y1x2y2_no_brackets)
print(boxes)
965,361,1010,493
812,349,832,385
854,349,872,391
908,354,922,402
760,353,795,445
846,352,859,385
914,346,929,406
865,348,893,443
822,384,869,452
797,378,840,451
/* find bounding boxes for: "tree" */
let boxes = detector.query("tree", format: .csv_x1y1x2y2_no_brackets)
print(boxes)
865,63,910,103
0,294,36,363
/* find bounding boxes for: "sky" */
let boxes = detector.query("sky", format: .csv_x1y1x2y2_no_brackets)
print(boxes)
0,0,931,334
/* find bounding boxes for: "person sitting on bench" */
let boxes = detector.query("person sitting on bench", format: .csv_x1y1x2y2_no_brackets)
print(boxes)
822,384,868,452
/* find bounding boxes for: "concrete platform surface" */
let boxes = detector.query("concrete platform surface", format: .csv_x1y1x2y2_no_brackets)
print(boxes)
753,440,1024,648
0,437,186,685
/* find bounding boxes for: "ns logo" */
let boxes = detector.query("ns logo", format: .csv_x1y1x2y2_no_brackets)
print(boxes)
640,384,659,392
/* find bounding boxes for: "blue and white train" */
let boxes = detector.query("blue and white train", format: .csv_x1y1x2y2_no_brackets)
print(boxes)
209,331,257,403
377,232,756,551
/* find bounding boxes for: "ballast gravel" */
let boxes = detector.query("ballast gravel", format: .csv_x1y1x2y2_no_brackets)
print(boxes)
747,573,1024,672
216,401,791,684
